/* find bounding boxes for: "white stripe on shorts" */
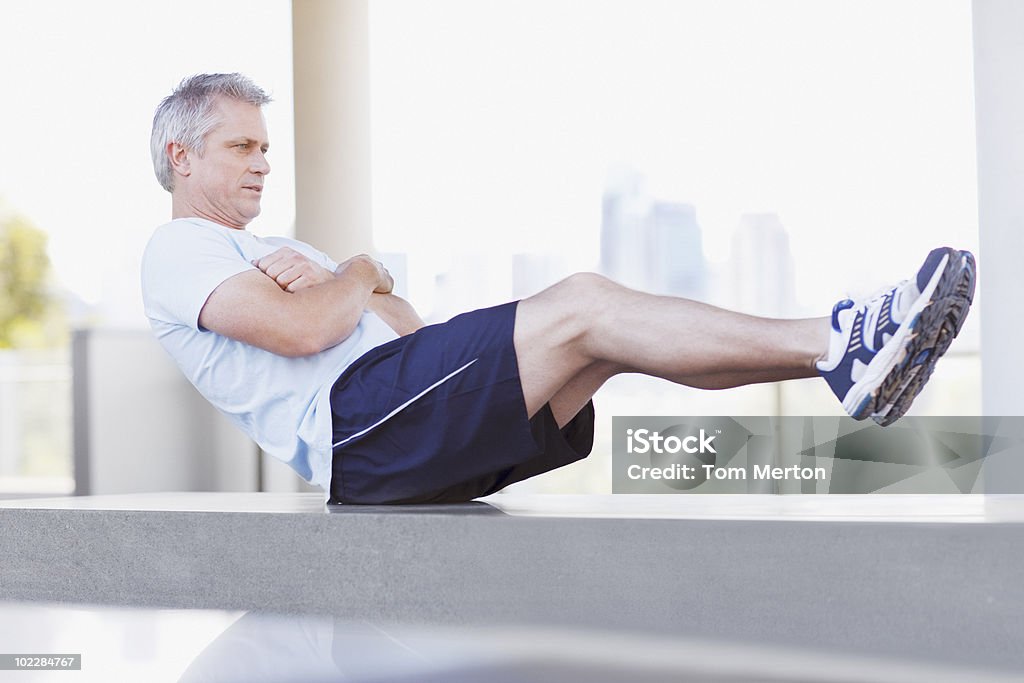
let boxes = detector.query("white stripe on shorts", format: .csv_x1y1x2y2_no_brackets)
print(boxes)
331,357,479,449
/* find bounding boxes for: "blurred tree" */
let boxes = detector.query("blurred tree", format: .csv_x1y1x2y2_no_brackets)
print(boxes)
0,211,66,349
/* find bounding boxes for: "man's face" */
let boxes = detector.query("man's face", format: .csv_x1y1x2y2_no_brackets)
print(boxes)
183,97,271,229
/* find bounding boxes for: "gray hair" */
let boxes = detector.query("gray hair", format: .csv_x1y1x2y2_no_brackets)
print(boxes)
150,73,272,193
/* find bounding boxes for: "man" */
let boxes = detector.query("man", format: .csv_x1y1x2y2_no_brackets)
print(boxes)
142,73,976,504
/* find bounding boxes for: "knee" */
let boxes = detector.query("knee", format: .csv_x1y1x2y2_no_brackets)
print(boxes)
515,273,618,365
522,272,615,342
553,272,616,303
546,272,616,335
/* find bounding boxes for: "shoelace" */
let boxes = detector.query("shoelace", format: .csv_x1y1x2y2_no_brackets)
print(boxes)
847,279,911,350
849,279,910,310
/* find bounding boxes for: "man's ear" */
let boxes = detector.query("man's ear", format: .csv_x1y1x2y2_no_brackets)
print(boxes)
167,142,191,179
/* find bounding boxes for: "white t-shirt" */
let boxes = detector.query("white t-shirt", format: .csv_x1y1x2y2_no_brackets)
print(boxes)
140,217,400,497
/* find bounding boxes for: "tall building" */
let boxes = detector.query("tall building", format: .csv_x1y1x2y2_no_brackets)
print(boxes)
599,169,707,299
599,170,651,291
730,213,796,318
646,201,706,300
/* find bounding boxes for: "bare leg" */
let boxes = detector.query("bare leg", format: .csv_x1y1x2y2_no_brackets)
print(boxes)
547,360,620,427
516,273,830,420
546,362,817,428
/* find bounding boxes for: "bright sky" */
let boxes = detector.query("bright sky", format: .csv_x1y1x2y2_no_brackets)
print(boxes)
0,0,979,325
370,0,980,308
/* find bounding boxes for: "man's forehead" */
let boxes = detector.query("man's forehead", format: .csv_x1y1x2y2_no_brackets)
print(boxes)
209,97,269,140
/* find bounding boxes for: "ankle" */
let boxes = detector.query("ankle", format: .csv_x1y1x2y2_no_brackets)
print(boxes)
810,317,834,371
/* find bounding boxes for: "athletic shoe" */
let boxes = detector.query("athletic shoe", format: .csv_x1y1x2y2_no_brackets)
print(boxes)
870,249,976,425
817,247,974,424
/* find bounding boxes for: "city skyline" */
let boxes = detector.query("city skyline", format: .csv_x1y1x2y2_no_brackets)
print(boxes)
415,171,807,324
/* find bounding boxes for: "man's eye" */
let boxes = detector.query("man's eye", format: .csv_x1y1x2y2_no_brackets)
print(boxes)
235,143,249,149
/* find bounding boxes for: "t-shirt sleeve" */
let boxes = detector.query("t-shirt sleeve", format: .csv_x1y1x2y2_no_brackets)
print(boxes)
141,222,255,331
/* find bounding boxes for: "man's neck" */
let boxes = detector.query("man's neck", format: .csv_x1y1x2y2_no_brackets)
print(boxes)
171,194,247,230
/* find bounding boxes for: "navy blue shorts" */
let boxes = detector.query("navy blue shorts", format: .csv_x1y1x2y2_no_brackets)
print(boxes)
328,300,595,504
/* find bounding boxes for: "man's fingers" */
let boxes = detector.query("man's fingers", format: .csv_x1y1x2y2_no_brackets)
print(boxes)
373,268,395,294
262,261,288,280
274,264,303,288
252,256,302,290
277,252,393,292
252,255,282,274
253,249,283,270
375,264,393,293
262,255,306,281
252,247,296,274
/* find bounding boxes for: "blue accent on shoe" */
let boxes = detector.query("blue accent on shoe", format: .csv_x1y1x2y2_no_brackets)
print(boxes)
820,306,880,411
871,288,901,352
916,247,952,293
830,299,854,333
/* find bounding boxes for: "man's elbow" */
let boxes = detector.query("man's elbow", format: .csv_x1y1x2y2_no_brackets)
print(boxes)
275,338,321,358
273,330,328,358
275,321,359,358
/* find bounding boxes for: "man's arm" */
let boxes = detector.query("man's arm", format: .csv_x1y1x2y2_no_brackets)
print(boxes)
366,292,427,336
198,254,389,357
249,246,426,338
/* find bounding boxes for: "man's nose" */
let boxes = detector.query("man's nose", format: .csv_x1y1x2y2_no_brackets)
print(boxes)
252,151,271,175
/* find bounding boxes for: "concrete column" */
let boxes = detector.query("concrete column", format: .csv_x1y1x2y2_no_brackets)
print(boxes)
973,0,1024,416
286,0,374,494
72,329,259,495
292,0,375,260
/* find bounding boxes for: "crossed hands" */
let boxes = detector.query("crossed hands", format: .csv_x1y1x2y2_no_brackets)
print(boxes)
252,247,423,335
252,247,394,294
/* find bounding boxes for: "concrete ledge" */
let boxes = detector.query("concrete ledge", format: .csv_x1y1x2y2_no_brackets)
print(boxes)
1,493,1023,672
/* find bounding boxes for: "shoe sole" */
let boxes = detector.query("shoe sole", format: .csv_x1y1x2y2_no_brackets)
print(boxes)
841,248,965,421
870,250,976,425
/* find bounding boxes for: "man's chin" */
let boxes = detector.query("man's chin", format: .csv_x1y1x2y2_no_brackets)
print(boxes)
243,203,262,222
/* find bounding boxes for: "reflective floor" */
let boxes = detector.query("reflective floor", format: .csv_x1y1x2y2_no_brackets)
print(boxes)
1,601,1021,683
5,492,1024,523
4,494,1023,680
